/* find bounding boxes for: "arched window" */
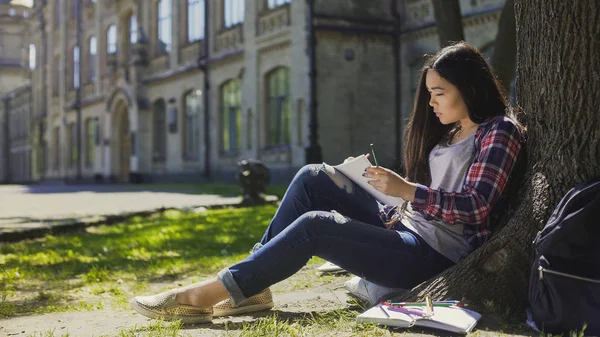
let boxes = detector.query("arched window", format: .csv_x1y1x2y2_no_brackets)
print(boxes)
107,24,117,55
88,36,97,82
188,0,205,42
184,90,202,158
223,0,244,28
129,14,138,45
73,46,80,89
153,99,167,162
157,0,172,53
53,126,60,170
28,44,36,70
266,67,291,147
221,80,241,152
85,118,96,166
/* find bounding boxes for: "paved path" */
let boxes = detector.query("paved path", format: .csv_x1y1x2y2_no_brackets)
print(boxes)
0,184,273,240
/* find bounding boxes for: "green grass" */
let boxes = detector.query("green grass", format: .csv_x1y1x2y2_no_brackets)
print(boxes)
0,205,280,318
229,310,392,337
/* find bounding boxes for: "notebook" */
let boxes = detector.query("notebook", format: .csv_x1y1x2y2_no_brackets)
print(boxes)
333,155,405,206
356,303,482,334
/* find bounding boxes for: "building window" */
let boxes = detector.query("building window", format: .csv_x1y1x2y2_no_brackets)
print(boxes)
224,0,244,28
53,126,59,170
266,67,291,147
188,0,204,42
73,46,80,89
221,80,241,152
184,90,202,158
53,56,59,96
68,123,77,167
89,36,97,82
85,118,96,166
157,0,172,53
28,44,36,70
152,99,166,162
107,24,117,55
129,14,138,45
267,0,291,9
54,0,61,26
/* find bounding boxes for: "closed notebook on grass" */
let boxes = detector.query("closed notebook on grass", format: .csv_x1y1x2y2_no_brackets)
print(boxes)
356,304,482,334
334,155,405,206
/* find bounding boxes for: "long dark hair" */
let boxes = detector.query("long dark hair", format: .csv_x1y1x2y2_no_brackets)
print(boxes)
404,41,523,185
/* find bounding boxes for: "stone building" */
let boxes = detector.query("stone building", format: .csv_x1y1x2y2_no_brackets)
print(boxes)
0,0,32,183
10,0,507,184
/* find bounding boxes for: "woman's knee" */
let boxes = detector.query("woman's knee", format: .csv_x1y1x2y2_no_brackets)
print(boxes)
294,164,353,192
293,211,349,235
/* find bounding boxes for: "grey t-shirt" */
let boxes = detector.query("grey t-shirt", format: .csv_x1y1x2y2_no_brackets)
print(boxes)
399,132,476,263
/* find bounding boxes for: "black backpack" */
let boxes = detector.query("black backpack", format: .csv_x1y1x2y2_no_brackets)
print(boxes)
529,179,600,335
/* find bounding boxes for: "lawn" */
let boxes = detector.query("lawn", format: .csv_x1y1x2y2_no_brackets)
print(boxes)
1,204,557,337
0,206,282,318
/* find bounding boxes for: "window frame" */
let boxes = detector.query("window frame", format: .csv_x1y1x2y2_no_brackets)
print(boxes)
157,0,172,54
73,45,80,89
152,99,167,162
88,36,97,83
68,123,77,168
187,0,205,43
129,14,138,45
183,89,202,159
107,24,118,55
220,80,242,153
223,0,244,29
265,67,291,148
53,126,60,170
28,44,36,70
266,0,291,10
85,118,96,166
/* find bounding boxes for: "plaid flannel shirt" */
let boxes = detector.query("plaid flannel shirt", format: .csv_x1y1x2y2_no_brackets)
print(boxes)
381,116,522,252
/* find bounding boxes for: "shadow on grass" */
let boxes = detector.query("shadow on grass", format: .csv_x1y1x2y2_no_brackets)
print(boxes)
0,205,279,317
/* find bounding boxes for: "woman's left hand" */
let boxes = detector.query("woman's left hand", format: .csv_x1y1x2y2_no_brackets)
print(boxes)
364,166,417,202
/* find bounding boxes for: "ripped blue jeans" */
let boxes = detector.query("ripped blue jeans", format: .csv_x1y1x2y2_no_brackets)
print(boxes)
218,164,454,305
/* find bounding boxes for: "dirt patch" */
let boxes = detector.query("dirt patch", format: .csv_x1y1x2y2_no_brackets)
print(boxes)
0,266,354,336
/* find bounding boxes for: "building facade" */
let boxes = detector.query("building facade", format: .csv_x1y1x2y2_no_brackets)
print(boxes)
4,0,507,184
0,0,32,183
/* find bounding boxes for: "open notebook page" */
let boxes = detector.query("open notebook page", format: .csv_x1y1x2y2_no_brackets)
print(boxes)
334,155,405,206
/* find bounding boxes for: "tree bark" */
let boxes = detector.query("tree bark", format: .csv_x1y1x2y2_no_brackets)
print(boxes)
431,0,465,47
490,0,516,94
400,0,600,316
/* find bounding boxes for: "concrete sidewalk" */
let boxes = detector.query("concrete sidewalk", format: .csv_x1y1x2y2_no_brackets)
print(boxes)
0,184,276,242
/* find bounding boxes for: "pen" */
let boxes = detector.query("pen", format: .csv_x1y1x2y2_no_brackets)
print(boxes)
379,304,390,318
387,300,462,306
425,296,433,316
400,303,457,307
385,305,424,317
369,143,379,166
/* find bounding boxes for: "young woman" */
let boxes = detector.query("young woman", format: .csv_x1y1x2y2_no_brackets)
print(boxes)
130,41,524,323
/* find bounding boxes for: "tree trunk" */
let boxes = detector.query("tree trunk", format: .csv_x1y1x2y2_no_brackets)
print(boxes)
400,0,600,317
431,0,465,47
490,0,516,93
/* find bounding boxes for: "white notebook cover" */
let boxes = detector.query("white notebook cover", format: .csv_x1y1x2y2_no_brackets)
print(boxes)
334,155,405,206
357,304,482,334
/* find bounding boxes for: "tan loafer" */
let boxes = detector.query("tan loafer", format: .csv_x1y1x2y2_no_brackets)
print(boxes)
130,291,213,324
213,288,274,317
